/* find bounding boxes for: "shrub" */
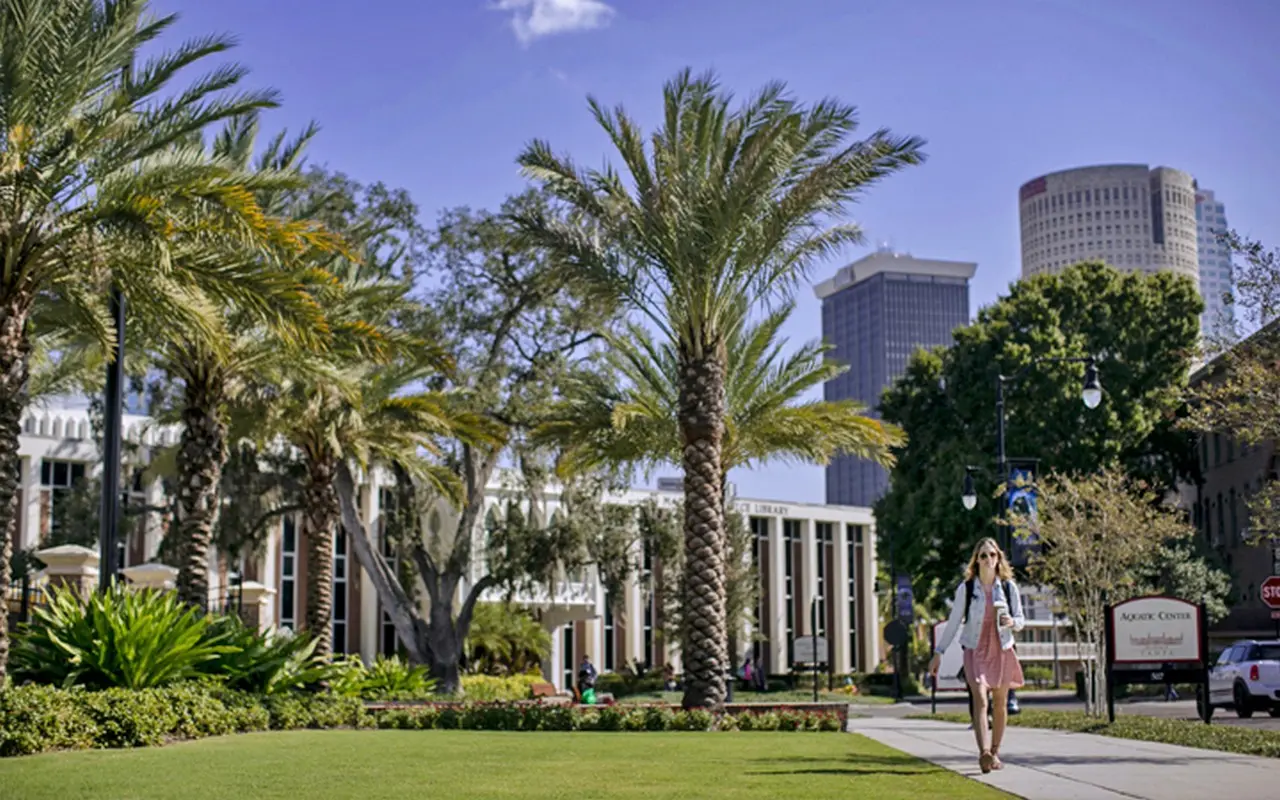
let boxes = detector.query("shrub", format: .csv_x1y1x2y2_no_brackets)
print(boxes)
10,585,233,689
329,655,437,700
200,619,332,695
1023,665,1053,688
460,672,544,702
0,684,97,757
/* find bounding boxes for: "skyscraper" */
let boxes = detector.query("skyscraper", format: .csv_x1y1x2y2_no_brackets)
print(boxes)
1018,164,1199,283
815,248,975,507
1196,189,1233,336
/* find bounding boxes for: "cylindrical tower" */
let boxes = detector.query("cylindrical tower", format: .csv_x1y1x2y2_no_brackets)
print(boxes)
1018,164,1198,283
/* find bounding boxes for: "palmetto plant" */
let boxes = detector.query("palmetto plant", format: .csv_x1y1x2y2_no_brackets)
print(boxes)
465,601,552,675
9,584,234,689
516,69,924,707
0,0,314,679
199,615,332,695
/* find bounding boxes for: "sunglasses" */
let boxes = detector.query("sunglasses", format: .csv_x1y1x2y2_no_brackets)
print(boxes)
978,552,998,561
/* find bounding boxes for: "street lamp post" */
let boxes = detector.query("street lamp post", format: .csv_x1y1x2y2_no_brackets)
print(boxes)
961,355,1103,714
98,287,126,593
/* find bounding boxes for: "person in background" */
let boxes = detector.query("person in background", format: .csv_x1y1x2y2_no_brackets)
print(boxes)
662,663,677,691
741,656,754,687
577,655,598,703
929,537,1026,774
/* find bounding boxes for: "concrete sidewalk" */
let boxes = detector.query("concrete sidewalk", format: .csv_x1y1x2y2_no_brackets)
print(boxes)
847,715,1280,800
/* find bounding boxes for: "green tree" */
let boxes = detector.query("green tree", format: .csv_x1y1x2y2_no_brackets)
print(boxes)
877,262,1202,603
0,0,295,680
464,602,551,675
148,113,339,610
333,190,614,693
516,69,924,707
1024,468,1200,716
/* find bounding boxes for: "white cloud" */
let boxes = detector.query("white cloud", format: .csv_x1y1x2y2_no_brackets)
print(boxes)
493,0,616,44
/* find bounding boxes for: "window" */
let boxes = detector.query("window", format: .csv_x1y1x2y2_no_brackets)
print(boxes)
279,516,298,631
642,538,654,669
380,510,399,657
332,528,348,654
815,523,832,639
1213,434,1222,465
603,594,615,671
847,524,861,669
1229,489,1238,541
562,624,575,690
783,519,800,665
40,459,87,537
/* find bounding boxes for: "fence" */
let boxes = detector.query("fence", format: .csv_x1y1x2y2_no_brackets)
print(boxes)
4,579,53,630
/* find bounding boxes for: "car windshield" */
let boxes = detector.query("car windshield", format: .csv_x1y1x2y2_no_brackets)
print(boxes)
1256,645,1280,661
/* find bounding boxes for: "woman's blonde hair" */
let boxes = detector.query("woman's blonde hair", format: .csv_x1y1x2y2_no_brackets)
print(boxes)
964,537,1014,582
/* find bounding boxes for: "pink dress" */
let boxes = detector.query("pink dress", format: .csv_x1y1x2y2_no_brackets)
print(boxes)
962,583,1024,690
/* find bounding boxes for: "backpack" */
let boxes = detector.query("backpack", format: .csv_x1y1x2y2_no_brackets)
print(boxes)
962,577,1014,625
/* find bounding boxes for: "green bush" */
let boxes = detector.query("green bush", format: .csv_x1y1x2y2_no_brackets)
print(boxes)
329,655,437,700
1023,665,1053,688
200,618,332,695
0,684,97,757
595,671,664,697
10,585,234,689
459,672,544,702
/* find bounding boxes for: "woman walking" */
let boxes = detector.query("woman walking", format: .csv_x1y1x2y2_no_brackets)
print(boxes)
929,538,1026,774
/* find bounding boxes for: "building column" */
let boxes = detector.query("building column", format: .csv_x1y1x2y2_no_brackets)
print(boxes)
142,477,166,561
767,515,786,673
21,456,40,551
863,521,881,670
625,550,644,670
800,519,817,635
358,468,382,663
259,522,280,631
832,522,851,674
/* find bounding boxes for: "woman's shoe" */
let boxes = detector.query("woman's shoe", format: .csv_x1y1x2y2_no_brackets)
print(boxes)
990,746,1004,770
979,750,994,774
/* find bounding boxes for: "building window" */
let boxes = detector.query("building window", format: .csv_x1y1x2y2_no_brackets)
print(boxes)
380,518,398,657
1214,434,1221,465
847,525,861,670
562,624,575,691
750,516,768,670
279,516,297,631
40,459,87,537
332,527,348,654
815,523,832,639
603,594,615,671
642,539,654,670
783,519,800,665
1229,489,1238,542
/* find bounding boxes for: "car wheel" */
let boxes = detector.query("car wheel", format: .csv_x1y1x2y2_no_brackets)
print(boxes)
1233,683,1254,719
1269,707,1280,719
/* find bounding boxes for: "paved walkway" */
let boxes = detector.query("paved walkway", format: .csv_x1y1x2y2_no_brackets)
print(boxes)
847,715,1280,799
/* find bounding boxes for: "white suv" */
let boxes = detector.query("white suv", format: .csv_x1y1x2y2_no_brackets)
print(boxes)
1201,639,1280,719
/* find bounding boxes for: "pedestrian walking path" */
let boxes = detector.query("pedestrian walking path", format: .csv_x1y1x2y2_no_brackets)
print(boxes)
847,715,1280,800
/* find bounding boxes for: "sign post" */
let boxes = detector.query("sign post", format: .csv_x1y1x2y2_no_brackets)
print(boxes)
1105,595,1209,725
1262,576,1280,636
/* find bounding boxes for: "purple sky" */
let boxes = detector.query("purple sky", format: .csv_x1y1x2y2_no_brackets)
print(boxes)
154,0,1280,505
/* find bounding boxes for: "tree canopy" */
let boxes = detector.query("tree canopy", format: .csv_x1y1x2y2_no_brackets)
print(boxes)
876,261,1202,604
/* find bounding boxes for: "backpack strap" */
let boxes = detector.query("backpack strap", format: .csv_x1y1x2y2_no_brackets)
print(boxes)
962,577,975,624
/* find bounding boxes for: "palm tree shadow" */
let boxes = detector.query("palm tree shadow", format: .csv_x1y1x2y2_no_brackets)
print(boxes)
748,753,950,777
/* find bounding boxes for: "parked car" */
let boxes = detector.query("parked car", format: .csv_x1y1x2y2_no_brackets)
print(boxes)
1200,639,1280,719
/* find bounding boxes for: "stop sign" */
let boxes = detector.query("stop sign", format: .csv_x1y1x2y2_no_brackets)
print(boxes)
1263,576,1280,610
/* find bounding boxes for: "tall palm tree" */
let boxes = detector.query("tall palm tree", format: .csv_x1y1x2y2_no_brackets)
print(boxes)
540,301,905,486
150,114,339,610
516,69,924,707
0,0,305,679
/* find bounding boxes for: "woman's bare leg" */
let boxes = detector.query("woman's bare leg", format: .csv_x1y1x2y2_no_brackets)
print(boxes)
970,681,990,754
991,687,1010,757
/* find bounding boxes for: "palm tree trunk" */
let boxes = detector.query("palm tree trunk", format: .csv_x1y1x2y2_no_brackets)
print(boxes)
0,298,32,681
174,385,228,610
678,350,729,709
305,457,339,659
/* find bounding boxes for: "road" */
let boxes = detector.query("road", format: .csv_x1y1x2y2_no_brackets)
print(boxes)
915,689,1280,731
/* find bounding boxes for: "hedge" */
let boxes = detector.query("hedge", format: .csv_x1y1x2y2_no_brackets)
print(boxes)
0,683,843,757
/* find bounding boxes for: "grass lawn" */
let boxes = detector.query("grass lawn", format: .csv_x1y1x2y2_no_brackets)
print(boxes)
0,730,1013,799
617,689,895,705
913,710,1280,759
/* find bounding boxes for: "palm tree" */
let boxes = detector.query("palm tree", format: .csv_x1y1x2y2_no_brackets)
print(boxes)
0,0,307,679
516,69,924,707
540,301,905,485
150,114,338,610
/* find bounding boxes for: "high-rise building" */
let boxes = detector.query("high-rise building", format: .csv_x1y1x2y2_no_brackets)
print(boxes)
1196,189,1233,336
1018,164,1199,283
815,248,975,506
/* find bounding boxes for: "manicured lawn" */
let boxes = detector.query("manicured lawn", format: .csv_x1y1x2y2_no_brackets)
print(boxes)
0,730,1012,799
617,689,895,705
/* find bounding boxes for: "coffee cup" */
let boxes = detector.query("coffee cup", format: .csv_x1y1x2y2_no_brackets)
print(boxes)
992,599,1010,627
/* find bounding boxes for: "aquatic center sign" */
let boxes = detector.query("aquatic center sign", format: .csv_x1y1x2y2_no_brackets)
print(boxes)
1109,596,1201,664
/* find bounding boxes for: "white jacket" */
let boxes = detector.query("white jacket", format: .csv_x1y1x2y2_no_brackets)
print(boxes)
933,577,1026,654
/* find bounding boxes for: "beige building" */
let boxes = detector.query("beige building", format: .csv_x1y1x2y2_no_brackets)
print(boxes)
1018,164,1199,282
11,402,883,693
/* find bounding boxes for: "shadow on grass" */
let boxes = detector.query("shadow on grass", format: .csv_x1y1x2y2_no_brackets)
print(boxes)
747,753,949,777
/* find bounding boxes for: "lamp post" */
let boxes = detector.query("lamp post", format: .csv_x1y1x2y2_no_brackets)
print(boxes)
960,355,1103,713
98,287,126,593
